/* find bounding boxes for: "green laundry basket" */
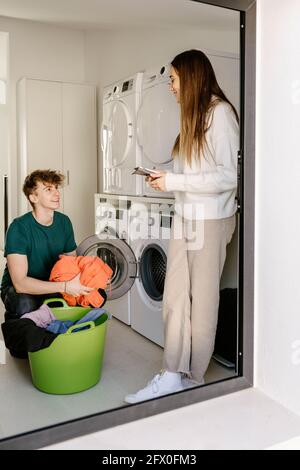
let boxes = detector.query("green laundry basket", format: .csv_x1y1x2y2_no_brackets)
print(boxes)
28,298,108,395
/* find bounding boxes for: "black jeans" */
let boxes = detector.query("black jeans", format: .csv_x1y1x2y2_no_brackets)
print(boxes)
0,286,107,322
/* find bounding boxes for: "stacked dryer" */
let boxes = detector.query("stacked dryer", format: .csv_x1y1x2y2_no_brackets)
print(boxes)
101,65,180,199
101,73,143,196
136,65,180,198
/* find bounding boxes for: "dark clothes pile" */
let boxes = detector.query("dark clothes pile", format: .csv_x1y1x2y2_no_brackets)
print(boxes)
1,319,58,359
0,287,61,358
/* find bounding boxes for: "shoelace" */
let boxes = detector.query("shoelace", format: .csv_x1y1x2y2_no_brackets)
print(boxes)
147,373,163,394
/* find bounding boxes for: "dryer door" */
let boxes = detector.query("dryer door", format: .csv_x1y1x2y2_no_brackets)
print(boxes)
77,233,137,300
102,101,114,168
109,100,133,168
137,83,180,166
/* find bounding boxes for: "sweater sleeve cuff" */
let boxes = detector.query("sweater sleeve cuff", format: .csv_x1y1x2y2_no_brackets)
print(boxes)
165,173,186,192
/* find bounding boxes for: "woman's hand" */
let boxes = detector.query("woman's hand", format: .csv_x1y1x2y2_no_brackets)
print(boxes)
145,170,167,192
149,176,166,192
65,273,94,296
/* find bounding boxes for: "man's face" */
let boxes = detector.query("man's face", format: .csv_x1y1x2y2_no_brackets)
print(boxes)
29,181,60,210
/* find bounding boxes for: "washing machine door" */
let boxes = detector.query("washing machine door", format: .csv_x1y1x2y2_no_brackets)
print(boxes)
139,243,167,302
137,83,180,166
109,100,133,168
102,100,114,168
76,232,137,300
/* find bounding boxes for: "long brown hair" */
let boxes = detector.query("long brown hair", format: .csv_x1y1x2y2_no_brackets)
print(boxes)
171,49,239,165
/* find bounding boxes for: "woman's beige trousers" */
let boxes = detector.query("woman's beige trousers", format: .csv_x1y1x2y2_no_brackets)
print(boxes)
162,213,236,383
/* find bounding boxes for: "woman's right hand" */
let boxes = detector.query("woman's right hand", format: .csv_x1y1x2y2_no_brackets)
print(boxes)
64,273,94,296
145,169,166,183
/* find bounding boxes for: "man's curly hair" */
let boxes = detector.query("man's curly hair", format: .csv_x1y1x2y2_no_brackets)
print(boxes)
23,169,65,207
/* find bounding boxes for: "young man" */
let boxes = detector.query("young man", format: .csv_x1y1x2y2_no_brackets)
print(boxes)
0,169,97,357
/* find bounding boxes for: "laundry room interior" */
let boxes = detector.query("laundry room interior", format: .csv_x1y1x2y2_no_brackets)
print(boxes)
0,0,241,441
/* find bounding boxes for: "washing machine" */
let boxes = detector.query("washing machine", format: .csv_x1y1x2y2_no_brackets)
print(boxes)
129,196,175,347
76,194,136,325
101,73,143,196
136,64,180,198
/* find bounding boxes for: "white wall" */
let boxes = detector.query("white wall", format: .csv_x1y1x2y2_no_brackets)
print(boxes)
0,16,86,220
0,32,8,250
85,24,240,192
0,31,8,79
255,0,300,415
85,26,239,87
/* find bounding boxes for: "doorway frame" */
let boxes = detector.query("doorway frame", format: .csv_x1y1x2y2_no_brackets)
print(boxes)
0,0,256,450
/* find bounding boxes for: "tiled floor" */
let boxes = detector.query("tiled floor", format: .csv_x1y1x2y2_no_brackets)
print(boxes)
0,252,235,441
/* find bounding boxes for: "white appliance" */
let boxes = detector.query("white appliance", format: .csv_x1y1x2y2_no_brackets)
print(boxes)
129,196,174,346
101,73,143,196
137,65,180,198
76,194,136,325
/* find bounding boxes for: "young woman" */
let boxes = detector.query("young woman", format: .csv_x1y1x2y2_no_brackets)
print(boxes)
125,49,239,403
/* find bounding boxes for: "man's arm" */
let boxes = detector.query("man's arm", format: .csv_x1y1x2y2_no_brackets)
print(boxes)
7,254,93,296
64,250,76,256
7,254,64,295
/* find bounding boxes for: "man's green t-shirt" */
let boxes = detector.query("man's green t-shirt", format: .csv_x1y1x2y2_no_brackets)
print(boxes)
1,211,77,292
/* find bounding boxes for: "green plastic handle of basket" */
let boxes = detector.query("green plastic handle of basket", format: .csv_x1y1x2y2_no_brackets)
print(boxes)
65,321,95,335
43,298,69,308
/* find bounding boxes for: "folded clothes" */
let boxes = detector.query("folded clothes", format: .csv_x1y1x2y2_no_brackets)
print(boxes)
46,320,73,335
46,308,107,335
76,308,106,324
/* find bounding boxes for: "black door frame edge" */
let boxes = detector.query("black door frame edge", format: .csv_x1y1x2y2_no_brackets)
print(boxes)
0,0,256,450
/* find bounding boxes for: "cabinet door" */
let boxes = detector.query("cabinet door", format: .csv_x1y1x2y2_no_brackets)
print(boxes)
0,97,8,250
62,83,97,244
18,78,63,214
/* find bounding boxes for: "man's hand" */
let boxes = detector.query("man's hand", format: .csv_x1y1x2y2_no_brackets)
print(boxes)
65,273,94,296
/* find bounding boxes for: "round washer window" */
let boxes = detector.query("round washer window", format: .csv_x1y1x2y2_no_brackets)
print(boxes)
76,235,137,300
139,244,167,301
97,246,122,287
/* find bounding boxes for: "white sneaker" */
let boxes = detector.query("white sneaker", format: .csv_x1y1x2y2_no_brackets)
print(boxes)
182,376,205,389
124,371,184,404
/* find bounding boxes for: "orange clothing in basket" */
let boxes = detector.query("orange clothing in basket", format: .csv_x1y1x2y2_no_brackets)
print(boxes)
49,255,113,308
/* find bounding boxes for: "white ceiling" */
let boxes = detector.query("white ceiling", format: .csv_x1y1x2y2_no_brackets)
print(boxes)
0,0,239,31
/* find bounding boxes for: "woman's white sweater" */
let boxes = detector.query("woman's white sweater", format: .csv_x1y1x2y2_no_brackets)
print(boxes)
165,101,239,220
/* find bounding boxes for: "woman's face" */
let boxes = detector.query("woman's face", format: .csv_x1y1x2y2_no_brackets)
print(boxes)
169,66,180,103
